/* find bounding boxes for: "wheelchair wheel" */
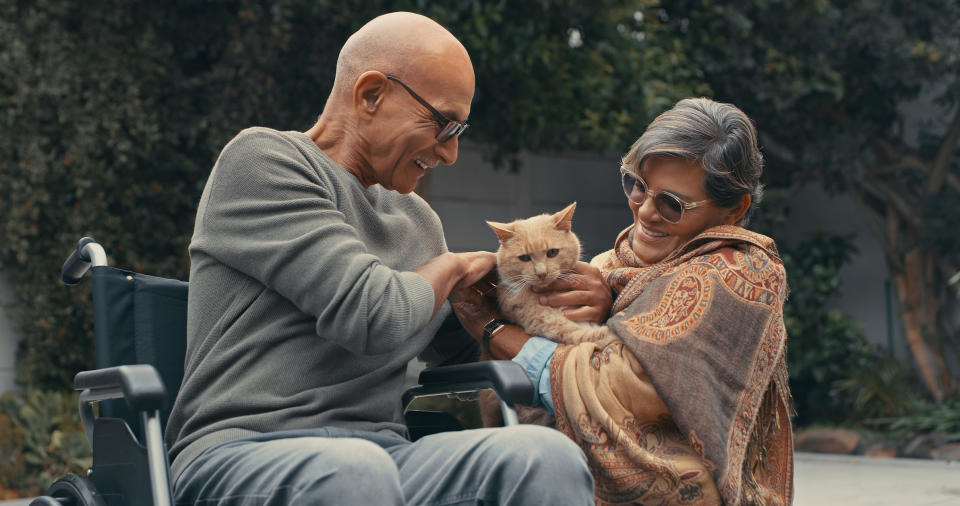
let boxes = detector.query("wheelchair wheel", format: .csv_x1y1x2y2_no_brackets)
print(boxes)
29,473,106,506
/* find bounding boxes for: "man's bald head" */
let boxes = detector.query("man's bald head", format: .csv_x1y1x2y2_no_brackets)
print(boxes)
332,12,473,100
308,12,474,194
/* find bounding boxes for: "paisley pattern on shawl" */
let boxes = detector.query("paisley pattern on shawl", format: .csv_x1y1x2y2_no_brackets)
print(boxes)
551,225,793,505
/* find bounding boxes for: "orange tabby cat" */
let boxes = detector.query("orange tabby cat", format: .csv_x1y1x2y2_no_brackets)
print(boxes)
488,202,617,348
480,202,617,427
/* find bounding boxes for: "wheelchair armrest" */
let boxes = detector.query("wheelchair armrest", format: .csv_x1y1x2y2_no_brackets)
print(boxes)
74,364,168,413
402,360,534,409
73,364,175,506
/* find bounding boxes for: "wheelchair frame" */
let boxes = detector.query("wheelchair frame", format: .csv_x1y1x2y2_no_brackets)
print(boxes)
30,237,534,506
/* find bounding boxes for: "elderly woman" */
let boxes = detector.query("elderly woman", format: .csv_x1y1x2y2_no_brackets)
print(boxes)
454,97,793,505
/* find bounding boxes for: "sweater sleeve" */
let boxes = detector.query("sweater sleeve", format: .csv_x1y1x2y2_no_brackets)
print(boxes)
192,129,436,355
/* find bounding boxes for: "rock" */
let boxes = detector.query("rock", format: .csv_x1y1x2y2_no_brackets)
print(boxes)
933,443,960,462
862,441,899,458
902,433,947,459
795,428,863,454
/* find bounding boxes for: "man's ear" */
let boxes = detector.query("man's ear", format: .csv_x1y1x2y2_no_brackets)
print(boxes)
354,71,388,119
726,193,751,225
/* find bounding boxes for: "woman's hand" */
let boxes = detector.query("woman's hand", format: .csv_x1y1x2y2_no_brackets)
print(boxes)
531,261,612,324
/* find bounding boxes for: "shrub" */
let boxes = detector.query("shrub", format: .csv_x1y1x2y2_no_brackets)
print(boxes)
0,390,91,497
887,398,960,442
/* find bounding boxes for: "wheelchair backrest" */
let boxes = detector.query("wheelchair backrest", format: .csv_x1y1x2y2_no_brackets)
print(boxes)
91,265,187,438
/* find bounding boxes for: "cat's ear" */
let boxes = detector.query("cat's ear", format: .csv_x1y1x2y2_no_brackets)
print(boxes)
553,202,577,231
486,221,515,242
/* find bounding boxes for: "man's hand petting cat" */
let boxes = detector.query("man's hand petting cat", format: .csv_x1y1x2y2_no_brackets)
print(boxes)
449,274,502,341
531,261,612,324
453,251,497,290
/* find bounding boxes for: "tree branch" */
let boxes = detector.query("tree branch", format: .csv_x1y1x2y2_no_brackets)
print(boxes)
881,191,924,238
868,156,928,176
843,176,908,275
873,139,960,192
949,173,960,193
866,176,925,235
845,184,886,243
869,162,913,176
927,104,960,194
885,204,904,274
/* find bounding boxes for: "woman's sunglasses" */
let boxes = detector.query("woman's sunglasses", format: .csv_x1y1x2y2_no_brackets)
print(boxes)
620,170,710,223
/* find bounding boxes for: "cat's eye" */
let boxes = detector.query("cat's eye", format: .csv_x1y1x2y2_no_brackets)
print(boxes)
547,248,559,258
518,254,532,262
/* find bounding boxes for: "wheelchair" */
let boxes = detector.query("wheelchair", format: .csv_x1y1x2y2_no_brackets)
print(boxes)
30,237,534,506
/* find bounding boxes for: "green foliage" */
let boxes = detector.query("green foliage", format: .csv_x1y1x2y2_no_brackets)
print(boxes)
659,0,959,187
408,0,709,165
0,390,91,496
887,398,960,442
0,0,703,390
833,357,916,420
781,231,917,425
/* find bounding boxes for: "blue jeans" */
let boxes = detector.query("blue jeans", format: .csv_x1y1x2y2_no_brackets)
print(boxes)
173,425,594,505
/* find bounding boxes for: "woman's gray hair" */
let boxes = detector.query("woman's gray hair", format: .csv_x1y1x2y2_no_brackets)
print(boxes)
622,97,764,225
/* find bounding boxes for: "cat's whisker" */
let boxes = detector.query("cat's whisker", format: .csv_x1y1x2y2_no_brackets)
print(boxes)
505,281,529,298
503,274,528,283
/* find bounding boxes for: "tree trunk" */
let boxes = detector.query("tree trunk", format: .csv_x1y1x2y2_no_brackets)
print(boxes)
893,249,949,401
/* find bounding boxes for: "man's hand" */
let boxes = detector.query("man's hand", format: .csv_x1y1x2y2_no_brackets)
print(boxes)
531,261,612,324
453,251,497,291
450,271,501,341
415,251,496,318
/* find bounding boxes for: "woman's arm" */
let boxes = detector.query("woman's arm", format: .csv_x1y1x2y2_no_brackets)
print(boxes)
449,277,533,360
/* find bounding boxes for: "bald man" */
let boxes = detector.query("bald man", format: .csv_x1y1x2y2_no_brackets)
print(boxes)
164,12,594,505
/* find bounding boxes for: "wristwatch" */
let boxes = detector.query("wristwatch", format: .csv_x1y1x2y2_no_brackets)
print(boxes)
481,318,510,353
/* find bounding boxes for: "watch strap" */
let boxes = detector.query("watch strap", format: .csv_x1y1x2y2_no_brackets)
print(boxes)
481,318,510,353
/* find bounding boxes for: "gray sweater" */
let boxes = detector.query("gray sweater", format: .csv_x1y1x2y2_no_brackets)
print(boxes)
165,127,475,480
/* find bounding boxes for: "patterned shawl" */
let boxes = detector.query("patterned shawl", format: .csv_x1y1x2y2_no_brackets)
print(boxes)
550,225,793,505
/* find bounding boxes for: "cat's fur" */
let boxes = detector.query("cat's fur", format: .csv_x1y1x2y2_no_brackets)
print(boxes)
489,202,617,348
480,202,617,427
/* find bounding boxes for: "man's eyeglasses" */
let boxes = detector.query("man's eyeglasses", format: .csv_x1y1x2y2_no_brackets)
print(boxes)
621,170,710,223
386,75,469,142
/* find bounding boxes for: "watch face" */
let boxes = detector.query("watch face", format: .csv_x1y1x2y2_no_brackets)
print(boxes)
484,319,507,336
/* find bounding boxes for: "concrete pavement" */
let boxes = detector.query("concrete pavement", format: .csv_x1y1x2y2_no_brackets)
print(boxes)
3,452,959,505
794,452,960,505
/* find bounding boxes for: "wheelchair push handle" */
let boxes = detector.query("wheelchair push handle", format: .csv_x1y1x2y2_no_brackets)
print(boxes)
61,237,108,285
